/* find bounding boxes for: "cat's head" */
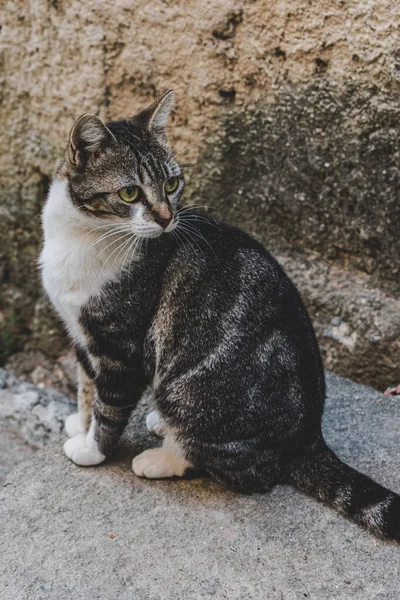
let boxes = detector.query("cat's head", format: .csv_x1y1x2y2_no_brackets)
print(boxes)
64,90,182,238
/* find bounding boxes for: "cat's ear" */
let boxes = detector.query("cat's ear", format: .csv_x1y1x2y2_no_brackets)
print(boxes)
148,90,175,131
68,114,116,168
133,90,175,136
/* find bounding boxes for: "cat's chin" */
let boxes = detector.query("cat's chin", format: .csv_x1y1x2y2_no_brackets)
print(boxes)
134,229,164,239
135,224,176,239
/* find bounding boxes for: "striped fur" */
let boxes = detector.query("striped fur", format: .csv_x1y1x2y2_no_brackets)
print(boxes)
291,441,400,540
41,92,399,542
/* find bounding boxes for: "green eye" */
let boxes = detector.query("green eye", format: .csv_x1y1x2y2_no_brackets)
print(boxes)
118,185,140,202
164,177,180,194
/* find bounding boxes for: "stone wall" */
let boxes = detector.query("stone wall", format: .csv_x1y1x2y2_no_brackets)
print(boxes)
1,0,399,388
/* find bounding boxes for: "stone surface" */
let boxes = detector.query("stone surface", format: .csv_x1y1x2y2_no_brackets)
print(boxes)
1,0,399,387
0,367,75,483
276,253,400,390
5,350,77,398
1,372,399,600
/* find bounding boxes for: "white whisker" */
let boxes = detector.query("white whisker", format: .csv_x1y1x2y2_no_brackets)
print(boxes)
98,231,133,257
117,236,138,290
87,225,133,250
176,203,217,214
117,234,137,268
127,236,144,278
119,236,137,279
173,227,193,255
179,214,217,228
178,218,215,254
102,232,136,266
175,223,203,256
167,143,200,165
81,222,128,241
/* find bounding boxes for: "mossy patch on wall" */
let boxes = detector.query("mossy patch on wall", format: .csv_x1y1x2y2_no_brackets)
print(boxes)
190,80,400,292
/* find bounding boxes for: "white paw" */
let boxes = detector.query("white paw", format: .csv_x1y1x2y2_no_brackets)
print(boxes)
132,448,189,479
63,434,105,466
65,412,86,438
145,410,165,437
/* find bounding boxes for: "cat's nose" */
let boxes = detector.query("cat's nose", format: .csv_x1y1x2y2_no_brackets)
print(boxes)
153,209,172,229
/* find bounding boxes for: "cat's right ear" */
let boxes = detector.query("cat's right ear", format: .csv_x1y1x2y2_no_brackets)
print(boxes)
68,114,116,168
132,91,175,144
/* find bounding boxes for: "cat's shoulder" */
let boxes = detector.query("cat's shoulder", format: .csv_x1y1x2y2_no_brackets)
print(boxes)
200,216,285,271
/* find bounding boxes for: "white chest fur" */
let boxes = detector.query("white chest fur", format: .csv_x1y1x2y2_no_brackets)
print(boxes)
40,179,127,348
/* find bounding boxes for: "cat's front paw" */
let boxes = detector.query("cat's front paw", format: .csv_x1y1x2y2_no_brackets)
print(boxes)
63,434,105,466
65,412,86,438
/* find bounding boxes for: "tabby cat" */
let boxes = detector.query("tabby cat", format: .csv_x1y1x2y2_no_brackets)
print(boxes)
40,91,399,541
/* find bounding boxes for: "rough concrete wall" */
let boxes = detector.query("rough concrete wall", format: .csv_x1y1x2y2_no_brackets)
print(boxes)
1,0,399,388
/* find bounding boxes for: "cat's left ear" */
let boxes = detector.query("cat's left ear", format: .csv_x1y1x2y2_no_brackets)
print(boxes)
68,114,116,169
133,90,175,140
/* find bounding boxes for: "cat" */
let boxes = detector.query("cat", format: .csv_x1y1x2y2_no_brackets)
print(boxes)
40,90,400,541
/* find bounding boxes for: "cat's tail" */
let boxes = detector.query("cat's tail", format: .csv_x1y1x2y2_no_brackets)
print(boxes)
289,439,400,542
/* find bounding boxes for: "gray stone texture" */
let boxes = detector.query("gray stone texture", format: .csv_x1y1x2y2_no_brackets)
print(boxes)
0,368,75,483
1,0,399,388
1,372,399,600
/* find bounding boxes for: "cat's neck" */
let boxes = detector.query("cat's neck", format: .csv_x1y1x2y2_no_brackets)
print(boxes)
40,177,145,343
40,177,146,321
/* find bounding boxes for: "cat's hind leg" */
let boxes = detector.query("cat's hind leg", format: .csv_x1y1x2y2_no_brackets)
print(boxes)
65,363,94,437
132,433,192,478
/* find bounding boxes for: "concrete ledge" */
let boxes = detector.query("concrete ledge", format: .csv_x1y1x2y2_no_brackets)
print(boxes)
1,373,399,600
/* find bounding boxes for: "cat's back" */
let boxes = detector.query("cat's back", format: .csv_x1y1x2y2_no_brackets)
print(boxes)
177,217,322,368
166,216,293,309
156,215,316,361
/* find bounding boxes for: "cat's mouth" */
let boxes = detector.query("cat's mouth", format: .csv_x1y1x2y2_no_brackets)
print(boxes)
133,218,177,239
164,218,177,234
